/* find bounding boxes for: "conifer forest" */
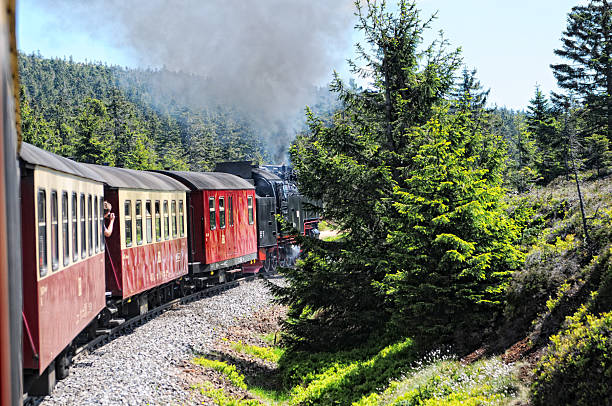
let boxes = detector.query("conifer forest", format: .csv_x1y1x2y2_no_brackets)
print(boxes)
18,0,612,404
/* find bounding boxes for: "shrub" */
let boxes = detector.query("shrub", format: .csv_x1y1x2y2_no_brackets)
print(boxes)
353,356,522,406
532,308,612,406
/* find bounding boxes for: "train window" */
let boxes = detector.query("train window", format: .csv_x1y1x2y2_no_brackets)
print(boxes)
80,194,86,258
38,189,48,277
146,200,153,243
125,200,132,247
51,191,59,271
164,200,170,240
248,195,254,225
72,193,78,262
62,192,69,266
209,196,216,230
228,196,234,226
219,197,226,229
88,195,93,256
179,200,185,237
136,200,143,245
171,200,177,237
100,198,105,251
94,196,99,253
155,200,161,241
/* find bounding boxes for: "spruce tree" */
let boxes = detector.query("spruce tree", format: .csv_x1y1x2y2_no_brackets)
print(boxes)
526,88,564,183
279,0,519,350
73,98,115,165
551,0,612,140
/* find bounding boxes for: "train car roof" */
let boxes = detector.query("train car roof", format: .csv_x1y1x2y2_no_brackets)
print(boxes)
252,167,282,181
83,164,190,191
156,170,255,191
19,142,102,181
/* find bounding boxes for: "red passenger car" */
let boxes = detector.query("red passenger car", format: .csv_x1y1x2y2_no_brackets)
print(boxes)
158,171,258,283
84,165,189,304
20,143,106,394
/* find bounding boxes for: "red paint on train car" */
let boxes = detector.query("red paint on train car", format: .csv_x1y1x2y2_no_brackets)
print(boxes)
117,238,188,299
103,190,188,299
21,175,106,373
202,189,257,265
27,256,104,372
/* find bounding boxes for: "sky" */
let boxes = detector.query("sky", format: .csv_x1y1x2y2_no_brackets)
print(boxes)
17,0,584,111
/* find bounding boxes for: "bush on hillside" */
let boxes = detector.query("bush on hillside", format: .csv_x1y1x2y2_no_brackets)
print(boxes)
532,307,612,406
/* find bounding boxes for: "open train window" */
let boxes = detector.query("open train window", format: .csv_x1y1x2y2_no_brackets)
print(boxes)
155,200,161,241
88,195,93,256
38,189,47,277
209,196,216,230
179,200,185,237
219,197,226,229
164,200,170,240
171,200,177,237
80,194,86,258
51,190,59,271
228,196,234,226
146,200,153,243
136,200,143,245
248,195,254,225
94,196,99,253
72,193,78,262
125,200,132,247
62,192,69,266
100,197,105,251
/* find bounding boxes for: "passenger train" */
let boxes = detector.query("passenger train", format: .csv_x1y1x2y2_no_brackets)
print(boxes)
19,142,318,396
0,3,319,401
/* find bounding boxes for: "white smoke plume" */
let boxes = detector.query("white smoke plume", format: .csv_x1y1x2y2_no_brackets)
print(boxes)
30,0,356,159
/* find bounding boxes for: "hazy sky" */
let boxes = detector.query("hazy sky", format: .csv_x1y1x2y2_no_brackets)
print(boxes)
17,0,584,110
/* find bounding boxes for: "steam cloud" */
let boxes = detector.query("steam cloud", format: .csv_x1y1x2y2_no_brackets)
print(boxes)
31,0,356,160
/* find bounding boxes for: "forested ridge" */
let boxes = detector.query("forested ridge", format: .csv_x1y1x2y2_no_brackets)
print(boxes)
18,52,339,169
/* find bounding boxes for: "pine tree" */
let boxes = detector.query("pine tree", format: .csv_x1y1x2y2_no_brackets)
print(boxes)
279,0,519,350
526,88,565,183
452,67,490,114
507,116,539,192
73,98,115,165
551,0,612,141
584,132,612,176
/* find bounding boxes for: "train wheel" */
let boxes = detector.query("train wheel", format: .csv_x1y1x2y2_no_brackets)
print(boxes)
268,249,278,273
56,350,71,380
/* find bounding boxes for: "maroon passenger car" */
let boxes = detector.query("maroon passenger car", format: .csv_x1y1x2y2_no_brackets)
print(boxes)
158,171,258,283
20,143,106,394
84,165,189,302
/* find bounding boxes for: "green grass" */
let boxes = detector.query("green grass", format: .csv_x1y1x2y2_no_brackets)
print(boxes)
192,382,262,406
229,340,284,363
284,338,416,405
193,358,248,389
249,386,292,405
259,332,279,345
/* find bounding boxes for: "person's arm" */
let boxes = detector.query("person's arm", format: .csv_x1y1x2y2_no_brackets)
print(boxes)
104,213,115,237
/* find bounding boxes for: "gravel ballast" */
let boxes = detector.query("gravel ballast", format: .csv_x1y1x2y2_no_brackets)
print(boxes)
38,278,276,406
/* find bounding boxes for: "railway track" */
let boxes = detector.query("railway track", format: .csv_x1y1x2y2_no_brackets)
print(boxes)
24,273,269,405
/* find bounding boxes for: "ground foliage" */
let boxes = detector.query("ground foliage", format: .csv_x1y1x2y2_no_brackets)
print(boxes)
276,0,522,353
